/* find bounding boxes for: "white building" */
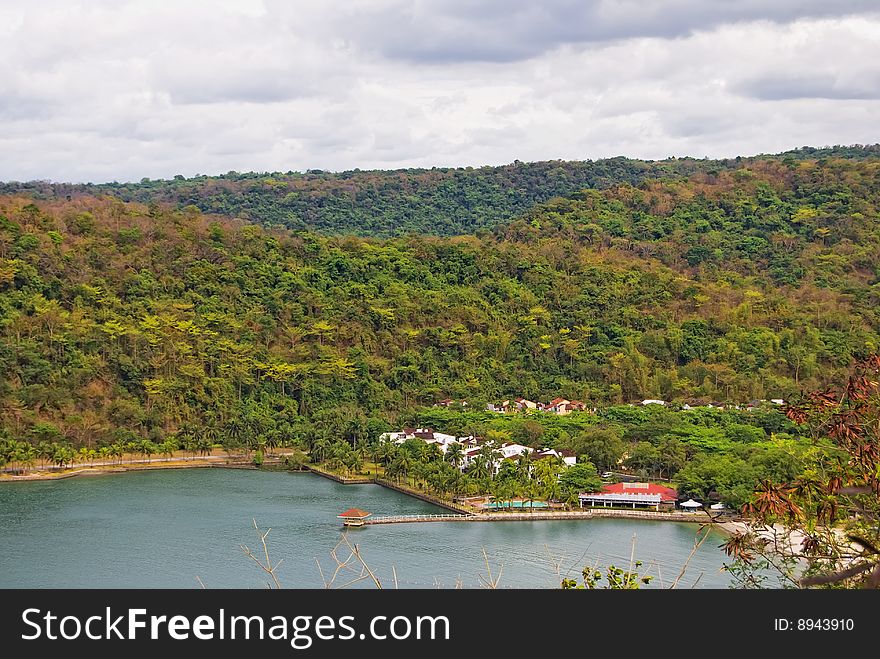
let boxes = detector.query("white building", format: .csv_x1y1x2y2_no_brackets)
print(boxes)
379,428,461,454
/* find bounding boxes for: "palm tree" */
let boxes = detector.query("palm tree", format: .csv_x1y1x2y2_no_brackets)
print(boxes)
110,442,125,464
176,424,197,458
445,442,464,471
469,455,490,486
524,481,543,511
140,440,157,461
377,441,397,467
160,440,176,459
343,451,361,475
490,480,511,510
369,443,384,476
124,441,139,462
424,442,443,464
197,436,214,457
52,444,74,469
311,437,331,463
224,416,244,448
37,441,53,468
389,452,412,485
265,431,280,456
353,438,370,474
202,423,219,455
385,458,402,483
562,487,581,510
17,444,37,472
397,451,413,485
516,452,531,484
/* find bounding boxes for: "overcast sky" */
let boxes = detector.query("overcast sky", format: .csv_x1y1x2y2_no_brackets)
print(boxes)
1,0,879,183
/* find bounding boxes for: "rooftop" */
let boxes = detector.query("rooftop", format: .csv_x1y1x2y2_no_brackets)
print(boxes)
596,482,677,502
338,508,372,519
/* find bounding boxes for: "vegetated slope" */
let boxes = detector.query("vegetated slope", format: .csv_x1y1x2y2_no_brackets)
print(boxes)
2,144,878,237
0,157,879,453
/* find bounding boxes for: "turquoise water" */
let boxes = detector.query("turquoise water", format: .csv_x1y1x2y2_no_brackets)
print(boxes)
0,469,733,588
485,501,549,509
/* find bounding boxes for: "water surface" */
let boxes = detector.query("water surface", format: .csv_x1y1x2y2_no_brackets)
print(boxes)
0,469,731,588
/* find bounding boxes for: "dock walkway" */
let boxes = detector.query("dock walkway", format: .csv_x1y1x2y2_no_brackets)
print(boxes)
363,509,717,525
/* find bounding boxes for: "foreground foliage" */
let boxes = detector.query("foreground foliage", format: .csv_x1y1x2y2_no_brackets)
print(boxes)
723,356,880,588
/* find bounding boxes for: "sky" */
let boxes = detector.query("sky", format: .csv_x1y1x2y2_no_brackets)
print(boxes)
1,0,878,183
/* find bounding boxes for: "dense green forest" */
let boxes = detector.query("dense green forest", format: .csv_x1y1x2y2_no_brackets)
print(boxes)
1,154,879,504
2,144,878,237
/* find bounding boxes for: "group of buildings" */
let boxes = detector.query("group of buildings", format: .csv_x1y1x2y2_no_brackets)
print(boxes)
436,397,592,416
435,396,786,414
378,427,724,513
379,427,577,473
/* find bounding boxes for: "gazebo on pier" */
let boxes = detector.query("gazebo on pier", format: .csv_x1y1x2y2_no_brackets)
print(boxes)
338,508,372,527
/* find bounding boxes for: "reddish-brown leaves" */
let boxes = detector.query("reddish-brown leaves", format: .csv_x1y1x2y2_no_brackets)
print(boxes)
751,480,803,521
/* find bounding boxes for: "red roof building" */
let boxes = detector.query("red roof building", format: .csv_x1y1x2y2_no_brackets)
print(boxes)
579,482,678,510
599,482,677,501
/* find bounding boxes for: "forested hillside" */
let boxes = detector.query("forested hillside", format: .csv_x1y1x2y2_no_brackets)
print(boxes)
3,145,878,237
1,156,879,456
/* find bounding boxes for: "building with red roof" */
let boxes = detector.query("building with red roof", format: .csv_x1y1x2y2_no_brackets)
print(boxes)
579,482,678,510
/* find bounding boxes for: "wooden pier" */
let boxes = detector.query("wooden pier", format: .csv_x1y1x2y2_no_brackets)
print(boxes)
366,513,473,524
361,509,716,525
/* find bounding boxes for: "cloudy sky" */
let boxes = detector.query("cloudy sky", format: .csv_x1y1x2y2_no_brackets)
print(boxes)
1,0,878,183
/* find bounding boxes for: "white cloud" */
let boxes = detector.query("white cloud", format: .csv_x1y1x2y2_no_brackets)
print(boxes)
0,1,877,182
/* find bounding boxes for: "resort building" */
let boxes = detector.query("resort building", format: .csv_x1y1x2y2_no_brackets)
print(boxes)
379,428,460,453
383,427,580,474
530,448,577,466
579,482,678,510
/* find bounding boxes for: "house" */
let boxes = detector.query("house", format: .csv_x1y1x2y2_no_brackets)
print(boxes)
460,441,532,474
641,399,666,406
379,428,460,454
514,397,537,410
527,448,577,467
543,398,572,415
434,399,454,408
568,400,589,412
579,482,677,511
497,442,532,460
457,435,478,448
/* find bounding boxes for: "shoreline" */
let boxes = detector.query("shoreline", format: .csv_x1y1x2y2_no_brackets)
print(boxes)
306,466,732,526
1,457,746,530
0,452,293,483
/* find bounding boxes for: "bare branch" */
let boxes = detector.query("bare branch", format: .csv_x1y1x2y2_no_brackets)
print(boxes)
240,518,283,589
671,527,711,589
800,561,875,587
